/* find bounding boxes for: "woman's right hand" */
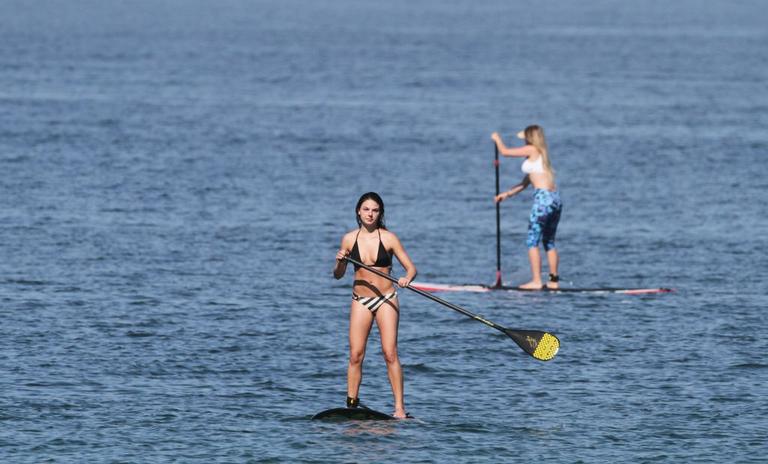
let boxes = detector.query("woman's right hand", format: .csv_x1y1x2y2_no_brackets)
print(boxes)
491,132,501,144
333,248,349,279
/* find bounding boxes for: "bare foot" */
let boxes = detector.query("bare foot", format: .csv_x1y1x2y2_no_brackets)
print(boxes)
392,409,407,419
518,281,544,290
546,282,559,289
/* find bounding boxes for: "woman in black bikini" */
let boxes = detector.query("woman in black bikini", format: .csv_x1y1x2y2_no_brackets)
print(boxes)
333,192,417,419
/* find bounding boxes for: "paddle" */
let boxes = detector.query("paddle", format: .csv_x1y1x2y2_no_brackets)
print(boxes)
493,143,503,288
344,256,560,361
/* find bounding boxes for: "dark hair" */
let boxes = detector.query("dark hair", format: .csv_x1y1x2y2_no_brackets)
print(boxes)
355,192,386,229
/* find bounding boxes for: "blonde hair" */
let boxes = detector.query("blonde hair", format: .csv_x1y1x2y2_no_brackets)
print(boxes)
523,125,555,178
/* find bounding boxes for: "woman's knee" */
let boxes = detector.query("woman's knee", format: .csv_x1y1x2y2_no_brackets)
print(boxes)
349,349,365,365
381,347,399,365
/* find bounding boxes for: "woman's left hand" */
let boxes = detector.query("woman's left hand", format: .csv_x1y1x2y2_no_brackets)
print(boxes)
398,277,411,288
494,192,508,203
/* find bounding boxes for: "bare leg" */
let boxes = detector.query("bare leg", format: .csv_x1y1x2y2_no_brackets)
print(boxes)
546,248,559,289
375,300,405,418
347,302,374,402
519,247,544,289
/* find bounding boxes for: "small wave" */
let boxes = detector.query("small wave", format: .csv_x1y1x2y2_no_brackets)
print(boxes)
125,330,156,337
0,154,31,163
3,278,49,286
730,363,768,369
403,362,438,373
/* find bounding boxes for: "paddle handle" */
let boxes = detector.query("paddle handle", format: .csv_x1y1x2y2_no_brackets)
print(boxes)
344,256,504,332
494,143,502,287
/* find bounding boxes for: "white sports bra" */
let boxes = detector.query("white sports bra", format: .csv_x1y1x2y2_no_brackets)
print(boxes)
521,155,545,174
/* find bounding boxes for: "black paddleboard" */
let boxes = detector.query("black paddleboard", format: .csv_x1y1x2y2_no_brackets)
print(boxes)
312,407,395,421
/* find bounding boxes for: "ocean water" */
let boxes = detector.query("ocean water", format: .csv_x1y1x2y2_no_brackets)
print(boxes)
1,0,767,462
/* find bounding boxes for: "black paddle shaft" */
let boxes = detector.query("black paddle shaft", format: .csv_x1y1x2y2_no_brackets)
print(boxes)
494,143,502,287
342,256,561,361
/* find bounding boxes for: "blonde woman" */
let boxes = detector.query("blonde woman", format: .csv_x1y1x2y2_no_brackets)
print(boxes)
491,125,562,290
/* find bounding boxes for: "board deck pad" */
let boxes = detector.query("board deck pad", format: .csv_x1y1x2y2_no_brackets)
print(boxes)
312,407,395,421
411,281,673,295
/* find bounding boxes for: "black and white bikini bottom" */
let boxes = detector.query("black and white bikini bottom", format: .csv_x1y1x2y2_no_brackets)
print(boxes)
352,291,398,314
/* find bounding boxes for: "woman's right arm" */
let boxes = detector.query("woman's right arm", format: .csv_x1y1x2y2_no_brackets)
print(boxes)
494,175,531,203
333,235,351,279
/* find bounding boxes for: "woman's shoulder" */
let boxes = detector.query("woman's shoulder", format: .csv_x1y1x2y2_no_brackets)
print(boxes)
379,228,397,237
341,229,359,242
528,147,543,159
379,228,402,245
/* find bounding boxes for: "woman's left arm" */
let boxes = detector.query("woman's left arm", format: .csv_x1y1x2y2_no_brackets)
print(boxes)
388,232,417,288
491,132,538,158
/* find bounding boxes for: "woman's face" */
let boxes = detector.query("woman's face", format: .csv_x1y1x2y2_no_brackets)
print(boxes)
358,199,381,227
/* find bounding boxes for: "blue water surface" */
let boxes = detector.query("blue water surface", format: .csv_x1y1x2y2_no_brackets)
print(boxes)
1,0,767,462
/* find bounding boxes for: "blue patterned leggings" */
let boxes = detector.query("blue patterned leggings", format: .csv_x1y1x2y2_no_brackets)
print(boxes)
527,189,562,250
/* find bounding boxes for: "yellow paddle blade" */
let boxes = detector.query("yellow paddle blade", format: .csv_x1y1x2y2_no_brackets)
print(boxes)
532,332,560,361
505,329,561,361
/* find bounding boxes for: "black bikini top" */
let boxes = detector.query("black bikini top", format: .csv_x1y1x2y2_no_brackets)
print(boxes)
349,228,392,270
